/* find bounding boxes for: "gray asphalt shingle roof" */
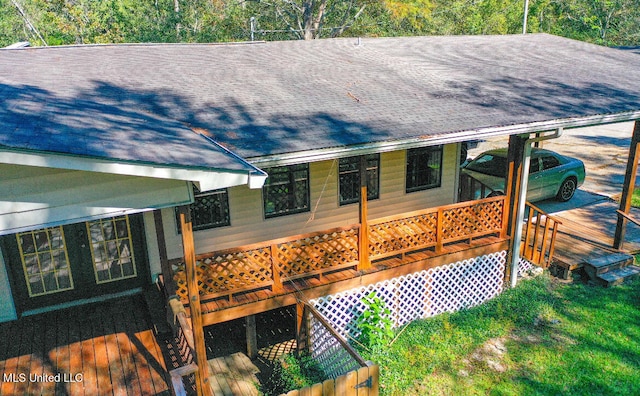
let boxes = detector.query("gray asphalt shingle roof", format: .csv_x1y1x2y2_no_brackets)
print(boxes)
1,34,640,167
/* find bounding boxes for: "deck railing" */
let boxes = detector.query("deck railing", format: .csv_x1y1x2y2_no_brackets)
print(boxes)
459,172,498,202
167,297,198,396
297,302,369,378
169,196,506,303
521,203,562,268
287,302,379,396
369,197,505,260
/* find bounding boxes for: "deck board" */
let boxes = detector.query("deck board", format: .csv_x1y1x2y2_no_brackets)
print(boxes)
131,298,169,395
119,307,145,396
549,201,640,272
0,318,8,385
67,314,85,396
208,353,259,396
15,316,35,395
1,319,20,396
102,307,126,396
127,306,154,396
91,309,113,394
0,295,170,396
25,314,45,396
79,312,100,396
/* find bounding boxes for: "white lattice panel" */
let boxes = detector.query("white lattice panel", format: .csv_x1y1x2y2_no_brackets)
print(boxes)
308,317,361,378
517,257,535,277
309,251,507,340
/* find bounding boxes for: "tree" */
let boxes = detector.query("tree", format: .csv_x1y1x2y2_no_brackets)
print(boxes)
526,0,640,46
249,0,372,40
1,0,639,46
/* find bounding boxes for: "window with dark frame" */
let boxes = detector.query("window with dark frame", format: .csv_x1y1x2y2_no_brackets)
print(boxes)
176,188,230,232
263,164,310,218
339,154,380,205
406,146,443,192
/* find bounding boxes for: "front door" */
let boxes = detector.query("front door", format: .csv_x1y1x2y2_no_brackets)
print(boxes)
1,214,149,315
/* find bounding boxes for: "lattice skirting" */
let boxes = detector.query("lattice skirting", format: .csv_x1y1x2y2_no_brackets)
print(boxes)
517,256,535,277
309,251,535,341
307,318,363,378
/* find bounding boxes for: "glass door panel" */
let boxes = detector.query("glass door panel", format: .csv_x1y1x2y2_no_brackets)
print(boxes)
87,216,137,284
16,227,73,297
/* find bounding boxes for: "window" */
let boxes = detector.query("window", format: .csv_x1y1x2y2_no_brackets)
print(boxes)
529,158,541,173
87,216,137,284
178,188,231,231
406,146,443,192
541,156,560,171
263,164,310,218
339,154,380,205
191,189,231,230
16,226,73,296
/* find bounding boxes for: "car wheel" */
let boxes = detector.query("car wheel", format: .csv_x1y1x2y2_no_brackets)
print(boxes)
556,178,577,202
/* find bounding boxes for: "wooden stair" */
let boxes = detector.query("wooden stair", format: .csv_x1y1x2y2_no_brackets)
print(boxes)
582,252,640,287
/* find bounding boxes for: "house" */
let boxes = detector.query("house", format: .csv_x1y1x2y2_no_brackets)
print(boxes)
2,34,640,394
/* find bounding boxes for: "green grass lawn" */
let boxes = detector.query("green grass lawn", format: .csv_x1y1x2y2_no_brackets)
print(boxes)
361,275,640,395
614,187,640,208
631,188,640,208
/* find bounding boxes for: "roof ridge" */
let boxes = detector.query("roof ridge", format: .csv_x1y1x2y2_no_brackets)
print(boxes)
0,40,267,51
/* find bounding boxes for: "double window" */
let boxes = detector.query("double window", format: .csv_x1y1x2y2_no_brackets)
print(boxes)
263,164,310,218
406,146,443,192
339,154,380,205
178,188,231,231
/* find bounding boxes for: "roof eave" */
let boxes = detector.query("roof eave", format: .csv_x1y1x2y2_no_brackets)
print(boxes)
247,111,640,168
0,148,267,191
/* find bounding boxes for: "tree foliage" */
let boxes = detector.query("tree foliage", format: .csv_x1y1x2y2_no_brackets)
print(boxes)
1,0,639,47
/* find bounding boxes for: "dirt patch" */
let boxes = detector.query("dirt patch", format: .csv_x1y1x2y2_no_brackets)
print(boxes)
460,337,508,375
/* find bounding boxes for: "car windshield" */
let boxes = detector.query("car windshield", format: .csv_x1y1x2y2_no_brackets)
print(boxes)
465,153,507,177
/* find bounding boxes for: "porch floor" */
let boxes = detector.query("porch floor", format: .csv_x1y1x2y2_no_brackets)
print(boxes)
0,295,171,396
548,197,640,274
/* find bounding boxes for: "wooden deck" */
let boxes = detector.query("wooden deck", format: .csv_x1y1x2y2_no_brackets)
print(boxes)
208,353,260,396
165,197,509,326
548,199,640,275
0,295,170,396
186,236,509,325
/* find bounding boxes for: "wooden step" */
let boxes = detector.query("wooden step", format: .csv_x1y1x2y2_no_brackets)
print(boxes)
596,265,640,287
582,252,634,280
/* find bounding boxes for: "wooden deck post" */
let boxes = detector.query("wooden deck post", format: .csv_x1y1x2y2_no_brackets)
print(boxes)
359,155,371,270
504,135,528,285
153,210,176,295
436,207,444,253
614,120,640,250
178,206,213,396
295,301,307,356
246,315,258,359
270,244,283,292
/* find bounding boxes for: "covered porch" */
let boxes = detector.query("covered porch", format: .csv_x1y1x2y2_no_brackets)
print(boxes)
0,294,171,396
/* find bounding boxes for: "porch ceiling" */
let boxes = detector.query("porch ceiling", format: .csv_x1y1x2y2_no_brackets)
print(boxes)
1,34,639,168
